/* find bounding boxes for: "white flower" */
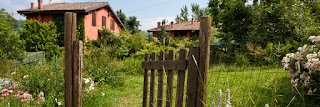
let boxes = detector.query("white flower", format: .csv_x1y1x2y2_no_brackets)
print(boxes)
57,102,62,106
101,92,105,96
83,78,90,84
311,58,319,62
23,75,29,79
309,36,316,41
11,72,16,75
282,57,290,63
286,53,295,58
88,82,95,91
302,45,308,51
309,36,320,42
298,47,302,51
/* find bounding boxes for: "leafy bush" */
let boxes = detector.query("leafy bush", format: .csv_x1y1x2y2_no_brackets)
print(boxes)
0,9,25,59
120,57,144,75
20,19,60,59
0,57,64,106
282,35,320,95
96,28,148,58
84,46,124,87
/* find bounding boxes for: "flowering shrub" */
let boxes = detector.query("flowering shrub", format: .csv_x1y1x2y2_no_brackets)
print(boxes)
0,84,44,103
282,36,320,95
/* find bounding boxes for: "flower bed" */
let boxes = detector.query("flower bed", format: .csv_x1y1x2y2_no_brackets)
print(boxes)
282,36,320,95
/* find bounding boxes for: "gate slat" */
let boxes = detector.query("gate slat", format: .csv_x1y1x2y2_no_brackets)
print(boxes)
175,49,187,107
157,51,165,107
186,47,200,107
149,53,156,107
143,54,149,107
166,50,175,107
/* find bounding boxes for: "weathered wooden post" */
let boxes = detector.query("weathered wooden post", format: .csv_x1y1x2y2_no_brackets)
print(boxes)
186,47,200,107
175,49,187,107
166,50,175,107
64,12,83,107
157,51,165,107
73,40,83,107
149,53,156,107
143,53,149,107
197,16,211,107
64,12,76,107
186,16,211,107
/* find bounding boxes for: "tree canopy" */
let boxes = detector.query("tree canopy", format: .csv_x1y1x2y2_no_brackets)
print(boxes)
206,0,320,63
116,10,141,34
0,9,24,59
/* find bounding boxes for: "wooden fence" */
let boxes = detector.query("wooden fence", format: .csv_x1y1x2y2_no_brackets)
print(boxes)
142,17,212,107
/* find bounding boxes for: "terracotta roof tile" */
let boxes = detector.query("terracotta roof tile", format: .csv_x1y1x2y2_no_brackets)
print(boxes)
147,21,200,32
18,2,108,13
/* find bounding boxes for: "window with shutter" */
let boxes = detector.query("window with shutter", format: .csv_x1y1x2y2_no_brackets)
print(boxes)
92,11,96,26
110,19,115,31
102,16,106,27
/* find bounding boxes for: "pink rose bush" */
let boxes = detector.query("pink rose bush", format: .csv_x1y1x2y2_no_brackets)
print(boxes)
282,36,320,95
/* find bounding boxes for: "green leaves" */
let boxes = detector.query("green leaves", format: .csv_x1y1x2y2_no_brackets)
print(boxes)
207,0,320,64
180,5,189,22
20,19,59,60
0,8,24,59
116,10,140,34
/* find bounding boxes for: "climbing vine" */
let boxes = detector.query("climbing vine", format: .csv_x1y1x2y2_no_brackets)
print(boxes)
53,14,85,46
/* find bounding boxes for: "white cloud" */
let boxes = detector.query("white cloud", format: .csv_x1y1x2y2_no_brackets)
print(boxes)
140,16,176,31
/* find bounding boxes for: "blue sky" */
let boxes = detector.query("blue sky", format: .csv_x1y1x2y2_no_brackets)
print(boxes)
2,0,209,31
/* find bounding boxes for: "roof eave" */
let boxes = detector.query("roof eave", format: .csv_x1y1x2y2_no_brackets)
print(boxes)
105,4,126,30
17,10,86,15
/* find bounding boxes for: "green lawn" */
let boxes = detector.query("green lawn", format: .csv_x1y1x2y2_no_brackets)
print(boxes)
95,65,320,107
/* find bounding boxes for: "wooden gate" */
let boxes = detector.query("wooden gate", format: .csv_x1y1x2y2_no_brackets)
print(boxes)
142,17,212,107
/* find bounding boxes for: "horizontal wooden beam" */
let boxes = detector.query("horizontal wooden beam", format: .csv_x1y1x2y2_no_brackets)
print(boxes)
142,60,187,70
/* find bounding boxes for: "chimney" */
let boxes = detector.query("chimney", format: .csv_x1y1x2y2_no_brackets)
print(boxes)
177,17,180,24
38,0,43,9
157,22,161,28
31,2,34,9
171,21,174,28
191,18,194,25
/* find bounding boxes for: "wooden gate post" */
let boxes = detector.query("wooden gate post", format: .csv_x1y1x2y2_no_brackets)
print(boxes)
186,16,211,107
73,41,83,107
197,16,212,107
64,12,83,107
64,12,76,107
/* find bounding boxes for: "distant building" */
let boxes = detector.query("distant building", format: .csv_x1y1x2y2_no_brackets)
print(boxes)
147,18,199,38
17,0,125,40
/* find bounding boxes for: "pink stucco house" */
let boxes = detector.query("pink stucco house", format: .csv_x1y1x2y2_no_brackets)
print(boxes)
17,0,125,40
147,18,200,38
